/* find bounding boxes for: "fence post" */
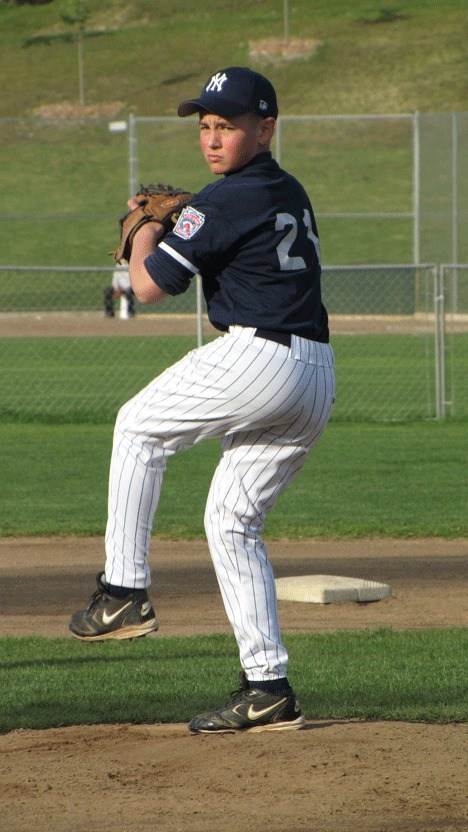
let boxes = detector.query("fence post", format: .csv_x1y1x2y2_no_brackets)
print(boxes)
196,273,204,347
128,114,138,199
434,265,446,420
452,114,459,276
441,264,457,418
412,111,421,265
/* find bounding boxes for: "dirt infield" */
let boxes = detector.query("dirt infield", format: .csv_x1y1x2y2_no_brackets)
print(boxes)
2,311,466,338
1,536,467,832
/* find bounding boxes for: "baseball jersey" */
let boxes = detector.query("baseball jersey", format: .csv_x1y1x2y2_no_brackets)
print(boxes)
144,151,329,343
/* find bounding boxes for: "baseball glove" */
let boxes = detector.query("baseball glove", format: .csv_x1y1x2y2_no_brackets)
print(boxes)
112,183,194,263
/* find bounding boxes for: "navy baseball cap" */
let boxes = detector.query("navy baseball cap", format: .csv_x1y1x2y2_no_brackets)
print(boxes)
178,66,278,120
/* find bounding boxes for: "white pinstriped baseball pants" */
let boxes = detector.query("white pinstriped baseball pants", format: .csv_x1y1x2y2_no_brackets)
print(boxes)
105,326,335,681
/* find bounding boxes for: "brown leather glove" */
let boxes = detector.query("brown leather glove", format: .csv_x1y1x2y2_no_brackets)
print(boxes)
112,183,194,263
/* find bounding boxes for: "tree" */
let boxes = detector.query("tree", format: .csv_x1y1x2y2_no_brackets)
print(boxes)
60,0,90,106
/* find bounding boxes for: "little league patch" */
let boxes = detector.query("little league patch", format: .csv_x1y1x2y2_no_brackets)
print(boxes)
174,206,205,239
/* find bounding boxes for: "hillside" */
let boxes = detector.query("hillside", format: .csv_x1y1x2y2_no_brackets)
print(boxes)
0,0,466,118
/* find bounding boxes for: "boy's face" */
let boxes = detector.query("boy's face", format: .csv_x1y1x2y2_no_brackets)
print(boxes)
198,112,275,175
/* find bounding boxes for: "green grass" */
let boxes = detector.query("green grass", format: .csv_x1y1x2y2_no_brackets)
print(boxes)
0,7,465,742
2,329,466,423
0,262,422,312
0,117,418,267
0,1,466,117
1,629,466,733
1,422,466,538
0,267,200,312
0,336,199,423
0,1,466,267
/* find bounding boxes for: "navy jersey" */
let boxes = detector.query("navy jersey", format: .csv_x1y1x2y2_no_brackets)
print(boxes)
145,152,329,343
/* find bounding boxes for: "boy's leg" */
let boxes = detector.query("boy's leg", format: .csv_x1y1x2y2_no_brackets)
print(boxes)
102,331,278,589
204,395,333,682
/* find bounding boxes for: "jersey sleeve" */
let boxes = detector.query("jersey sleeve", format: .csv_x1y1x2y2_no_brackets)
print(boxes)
144,196,239,296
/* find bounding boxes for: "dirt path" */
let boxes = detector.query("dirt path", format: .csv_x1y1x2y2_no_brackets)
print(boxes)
1,536,466,832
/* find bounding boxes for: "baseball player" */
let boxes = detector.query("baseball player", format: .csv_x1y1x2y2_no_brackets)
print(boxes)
70,66,335,734
103,264,136,317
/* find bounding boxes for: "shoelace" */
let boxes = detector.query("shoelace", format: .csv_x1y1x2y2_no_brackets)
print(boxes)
223,679,251,707
86,587,108,612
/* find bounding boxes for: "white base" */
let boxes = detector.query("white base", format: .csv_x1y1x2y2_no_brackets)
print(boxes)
275,574,391,604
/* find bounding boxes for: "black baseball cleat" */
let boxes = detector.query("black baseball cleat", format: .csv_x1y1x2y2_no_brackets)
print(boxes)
188,672,305,734
69,572,158,642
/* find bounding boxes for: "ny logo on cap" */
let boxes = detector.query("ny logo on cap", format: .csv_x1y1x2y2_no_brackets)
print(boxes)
206,72,228,93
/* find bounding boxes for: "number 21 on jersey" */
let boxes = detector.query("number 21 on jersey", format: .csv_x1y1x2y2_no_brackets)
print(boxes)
275,210,321,271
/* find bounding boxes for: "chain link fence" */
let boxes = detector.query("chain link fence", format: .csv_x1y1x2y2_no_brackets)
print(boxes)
438,264,468,420
0,112,466,422
0,112,466,268
418,113,468,266
1,264,466,424
0,264,202,423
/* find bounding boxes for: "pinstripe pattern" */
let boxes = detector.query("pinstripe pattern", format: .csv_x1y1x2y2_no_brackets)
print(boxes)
105,326,334,679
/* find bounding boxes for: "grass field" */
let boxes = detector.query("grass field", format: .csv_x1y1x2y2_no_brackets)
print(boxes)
0,2,466,738
0,113,419,267
1,1,466,117
1,629,466,733
0,1,466,267
1,421,466,538
2,329,466,424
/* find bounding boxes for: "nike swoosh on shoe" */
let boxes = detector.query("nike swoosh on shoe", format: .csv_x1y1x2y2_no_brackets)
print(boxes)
101,601,132,626
241,699,288,721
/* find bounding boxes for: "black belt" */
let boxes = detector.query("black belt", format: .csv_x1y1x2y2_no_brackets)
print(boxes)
254,328,329,346
254,328,292,346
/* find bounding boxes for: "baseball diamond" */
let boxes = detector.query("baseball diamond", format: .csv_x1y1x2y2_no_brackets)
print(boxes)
1,3,467,830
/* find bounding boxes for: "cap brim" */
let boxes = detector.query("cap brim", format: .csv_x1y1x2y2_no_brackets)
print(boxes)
177,98,248,119
177,100,205,117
